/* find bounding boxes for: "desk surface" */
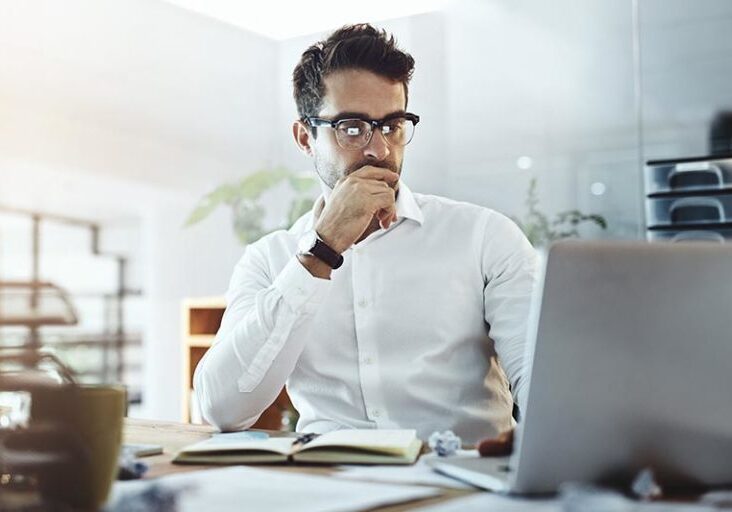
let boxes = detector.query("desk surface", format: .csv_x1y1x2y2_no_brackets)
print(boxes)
124,418,475,511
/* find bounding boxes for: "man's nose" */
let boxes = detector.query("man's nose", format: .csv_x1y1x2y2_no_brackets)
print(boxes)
363,128,390,161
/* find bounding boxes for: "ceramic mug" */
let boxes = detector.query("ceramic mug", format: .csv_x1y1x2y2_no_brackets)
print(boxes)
1,384,126,510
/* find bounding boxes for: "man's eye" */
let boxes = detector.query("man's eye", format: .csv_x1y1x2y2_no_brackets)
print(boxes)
383,122,403,135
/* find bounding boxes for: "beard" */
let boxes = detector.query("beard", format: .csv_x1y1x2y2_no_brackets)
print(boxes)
314,154,401,190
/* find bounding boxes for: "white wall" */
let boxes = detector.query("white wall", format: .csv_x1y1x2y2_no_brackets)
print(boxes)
443,0,641,238
0,0,279,190
639,0,732,160
0,0,277,419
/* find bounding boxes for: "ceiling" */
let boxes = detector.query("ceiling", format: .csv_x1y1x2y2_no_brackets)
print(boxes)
0,0,280,191
159,0,449,40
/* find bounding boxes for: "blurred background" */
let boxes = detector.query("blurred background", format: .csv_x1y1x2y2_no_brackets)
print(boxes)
0,0,729,422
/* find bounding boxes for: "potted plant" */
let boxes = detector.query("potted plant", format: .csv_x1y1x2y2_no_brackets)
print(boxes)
512,177,607,247
185,167,318,244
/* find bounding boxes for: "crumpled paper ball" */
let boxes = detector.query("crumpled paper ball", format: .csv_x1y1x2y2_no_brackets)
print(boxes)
428,430,462,456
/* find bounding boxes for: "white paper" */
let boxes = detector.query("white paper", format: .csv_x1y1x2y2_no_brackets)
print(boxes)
410,493,561,512
335,450,479,490
335,464,473,490
108,466,441,512
411,492,719,512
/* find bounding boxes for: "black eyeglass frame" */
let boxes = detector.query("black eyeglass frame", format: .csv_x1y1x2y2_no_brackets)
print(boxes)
303,112,420,148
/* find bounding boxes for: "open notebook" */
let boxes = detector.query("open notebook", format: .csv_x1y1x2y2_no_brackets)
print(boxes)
173,429,423,465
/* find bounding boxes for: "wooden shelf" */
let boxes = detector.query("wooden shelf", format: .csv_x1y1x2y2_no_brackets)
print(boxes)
181,297,292,430
186,334,215,348
181,298,225,424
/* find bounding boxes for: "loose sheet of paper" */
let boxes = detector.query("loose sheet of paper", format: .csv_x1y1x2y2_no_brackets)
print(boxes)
335,450,478,489
108,466,441,512
411,491,719,512
410,493,561,511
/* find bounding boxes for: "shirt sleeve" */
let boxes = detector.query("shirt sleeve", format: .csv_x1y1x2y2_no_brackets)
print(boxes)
193,242,330,431
481,212,539,415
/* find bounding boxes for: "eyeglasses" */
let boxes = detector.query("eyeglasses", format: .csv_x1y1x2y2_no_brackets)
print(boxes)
304,113,420,150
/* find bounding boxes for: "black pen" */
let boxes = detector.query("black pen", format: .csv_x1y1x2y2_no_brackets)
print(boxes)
291,432,320,451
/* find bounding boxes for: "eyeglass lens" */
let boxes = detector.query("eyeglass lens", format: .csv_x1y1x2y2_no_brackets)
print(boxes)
334,118,416,149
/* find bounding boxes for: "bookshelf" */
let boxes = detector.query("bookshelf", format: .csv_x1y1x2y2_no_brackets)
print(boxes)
181,297,292,429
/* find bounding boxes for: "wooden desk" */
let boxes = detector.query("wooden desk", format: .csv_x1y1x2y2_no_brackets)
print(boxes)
124,418,475,511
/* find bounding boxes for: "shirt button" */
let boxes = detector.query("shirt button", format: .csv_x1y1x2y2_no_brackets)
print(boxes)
371,409,381,418
362,357,373,365
358,298,367,308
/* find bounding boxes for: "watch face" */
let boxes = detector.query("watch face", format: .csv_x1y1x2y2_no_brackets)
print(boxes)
298,230,317,254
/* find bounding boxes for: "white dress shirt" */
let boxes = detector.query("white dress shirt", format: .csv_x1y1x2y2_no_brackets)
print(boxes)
194,182,538,443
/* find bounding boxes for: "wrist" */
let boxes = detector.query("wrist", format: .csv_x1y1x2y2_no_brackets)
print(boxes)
297,254,332,280
315,227,350,254
297,229,344,270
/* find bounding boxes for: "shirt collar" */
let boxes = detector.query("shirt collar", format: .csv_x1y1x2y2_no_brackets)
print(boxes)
394,181,424,226
310,177,424,230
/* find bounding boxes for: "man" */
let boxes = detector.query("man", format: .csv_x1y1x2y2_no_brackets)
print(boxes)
194,24,537,445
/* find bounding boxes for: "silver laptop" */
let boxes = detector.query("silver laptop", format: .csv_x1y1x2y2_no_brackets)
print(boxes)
430,240,732,494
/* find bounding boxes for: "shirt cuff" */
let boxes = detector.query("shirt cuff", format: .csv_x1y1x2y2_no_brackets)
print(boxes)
273,256,331,314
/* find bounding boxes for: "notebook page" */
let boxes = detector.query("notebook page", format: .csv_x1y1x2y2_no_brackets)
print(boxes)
302,429,417,453
181,435,294,455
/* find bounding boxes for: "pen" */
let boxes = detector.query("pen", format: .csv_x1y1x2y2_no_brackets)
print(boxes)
291,432,320,451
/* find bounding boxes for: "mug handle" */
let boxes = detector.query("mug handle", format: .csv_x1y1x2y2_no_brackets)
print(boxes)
0,348,77,385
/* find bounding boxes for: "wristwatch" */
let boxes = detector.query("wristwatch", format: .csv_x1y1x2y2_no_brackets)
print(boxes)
297,230,344,269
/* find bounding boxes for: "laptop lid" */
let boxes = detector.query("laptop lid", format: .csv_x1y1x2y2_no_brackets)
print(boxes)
510,240,732,494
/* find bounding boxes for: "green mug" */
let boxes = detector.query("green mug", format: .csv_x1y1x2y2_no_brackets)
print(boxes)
71,385,127,509
3,384,127,510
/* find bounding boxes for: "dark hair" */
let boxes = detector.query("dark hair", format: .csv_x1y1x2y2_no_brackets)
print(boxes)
292,24,415,121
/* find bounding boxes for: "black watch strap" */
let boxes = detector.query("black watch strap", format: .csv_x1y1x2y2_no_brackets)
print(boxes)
310,237,344,269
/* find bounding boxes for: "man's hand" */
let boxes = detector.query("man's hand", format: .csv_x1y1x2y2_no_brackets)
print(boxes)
315,166,399,254
477,429,514,457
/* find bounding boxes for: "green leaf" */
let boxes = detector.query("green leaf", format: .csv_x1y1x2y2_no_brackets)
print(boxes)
234,168,290,200
589,214,608,229
184,183,241,226
287,197,315,227
232,201,267,244
184,169,294,228
185,201,218,227
288,174,317,193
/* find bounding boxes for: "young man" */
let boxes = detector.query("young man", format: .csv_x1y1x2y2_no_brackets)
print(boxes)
194,24,537,444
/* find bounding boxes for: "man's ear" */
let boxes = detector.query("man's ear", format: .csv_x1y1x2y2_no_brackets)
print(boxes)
293,120,314,156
